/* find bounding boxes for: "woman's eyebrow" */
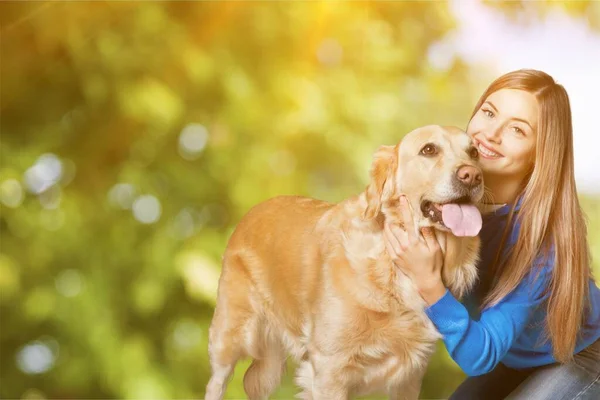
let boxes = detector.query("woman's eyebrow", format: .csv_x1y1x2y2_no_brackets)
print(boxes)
484,101,498,113
512,117,533,130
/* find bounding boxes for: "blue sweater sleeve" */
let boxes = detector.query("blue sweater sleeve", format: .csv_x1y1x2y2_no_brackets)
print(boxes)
425,266,551,376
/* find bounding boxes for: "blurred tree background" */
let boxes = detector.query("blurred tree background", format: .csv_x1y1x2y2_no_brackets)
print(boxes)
1,1,599,399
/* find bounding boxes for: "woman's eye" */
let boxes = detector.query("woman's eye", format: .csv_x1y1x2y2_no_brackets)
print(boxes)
483,109,494,118
512,126,525,136
419,144,437,156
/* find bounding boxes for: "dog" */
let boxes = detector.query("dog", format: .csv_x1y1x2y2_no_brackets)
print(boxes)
205,125,484,400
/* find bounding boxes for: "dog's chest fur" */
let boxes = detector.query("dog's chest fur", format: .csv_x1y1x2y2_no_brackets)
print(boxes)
295,224,443,394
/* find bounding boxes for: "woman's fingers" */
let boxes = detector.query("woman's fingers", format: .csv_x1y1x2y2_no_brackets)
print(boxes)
384,223,403,257
421,227,444,270
399,196,418,243
383,233,398,265
421,227,441,252
388,223,409,250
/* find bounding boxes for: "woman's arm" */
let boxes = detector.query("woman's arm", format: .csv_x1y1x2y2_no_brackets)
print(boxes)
424,275,548,376
384,196,551,376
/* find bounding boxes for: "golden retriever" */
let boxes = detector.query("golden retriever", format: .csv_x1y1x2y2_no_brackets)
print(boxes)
205,125,484,400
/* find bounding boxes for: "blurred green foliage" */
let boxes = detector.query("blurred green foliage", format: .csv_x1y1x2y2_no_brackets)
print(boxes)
1,1,598,399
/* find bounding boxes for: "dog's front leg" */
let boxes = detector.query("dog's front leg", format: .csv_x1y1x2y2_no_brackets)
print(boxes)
312,376,349,400
294,359,315,400
295,358,350,400
311,360,352,400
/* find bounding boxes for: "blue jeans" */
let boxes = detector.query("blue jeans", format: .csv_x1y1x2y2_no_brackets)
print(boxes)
449,338,600,399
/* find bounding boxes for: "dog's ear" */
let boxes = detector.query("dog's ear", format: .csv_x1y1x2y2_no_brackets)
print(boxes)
363,145,398,220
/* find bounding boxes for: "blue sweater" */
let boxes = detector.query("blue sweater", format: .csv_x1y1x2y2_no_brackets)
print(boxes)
425,199,600,376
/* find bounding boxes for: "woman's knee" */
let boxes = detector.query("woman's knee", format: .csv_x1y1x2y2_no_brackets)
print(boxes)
506,362,600,400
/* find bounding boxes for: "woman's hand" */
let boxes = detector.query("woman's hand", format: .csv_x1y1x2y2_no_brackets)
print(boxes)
383,196,447,305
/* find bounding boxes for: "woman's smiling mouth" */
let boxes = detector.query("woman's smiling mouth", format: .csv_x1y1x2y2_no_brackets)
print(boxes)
476,140,503,159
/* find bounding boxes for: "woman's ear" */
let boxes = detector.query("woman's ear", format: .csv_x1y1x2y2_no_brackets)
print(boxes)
363,145,398,220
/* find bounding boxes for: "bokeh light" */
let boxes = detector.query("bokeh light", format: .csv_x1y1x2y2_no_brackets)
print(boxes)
55,269,84,298
171,318,202,351
20,388,46,400
24,154,62,195
177,252,220,305
108,183,137,210
38,186,61,210
0,179,24,208
16,341,56,375
132,195,161,224
169,208,196,240
178,123,208,160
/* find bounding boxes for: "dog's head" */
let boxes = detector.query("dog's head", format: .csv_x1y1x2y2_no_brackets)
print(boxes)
363,125,484,237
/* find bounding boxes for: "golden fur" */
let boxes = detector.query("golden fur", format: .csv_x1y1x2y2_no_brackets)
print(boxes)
205,125,482,400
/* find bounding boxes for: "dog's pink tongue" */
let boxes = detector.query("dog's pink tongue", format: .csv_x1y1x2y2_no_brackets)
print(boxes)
441,204,482,237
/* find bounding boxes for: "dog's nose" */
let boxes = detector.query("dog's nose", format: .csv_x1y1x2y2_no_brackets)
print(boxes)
457,165,482,188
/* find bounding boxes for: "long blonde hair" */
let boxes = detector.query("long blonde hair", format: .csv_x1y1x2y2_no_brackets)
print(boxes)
471,69,592,363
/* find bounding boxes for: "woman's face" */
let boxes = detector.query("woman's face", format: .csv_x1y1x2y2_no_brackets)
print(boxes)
467,89,538,183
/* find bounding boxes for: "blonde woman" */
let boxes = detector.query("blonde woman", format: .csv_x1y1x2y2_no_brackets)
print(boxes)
384,69,600,399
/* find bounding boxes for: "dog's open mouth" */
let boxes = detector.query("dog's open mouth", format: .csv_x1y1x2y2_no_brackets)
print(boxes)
420,196,482,237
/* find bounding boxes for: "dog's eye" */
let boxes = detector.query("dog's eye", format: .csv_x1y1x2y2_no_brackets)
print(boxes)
419,144,438,156
469,147,479,159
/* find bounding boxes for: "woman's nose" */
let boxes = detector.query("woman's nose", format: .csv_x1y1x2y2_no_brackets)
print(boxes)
483,123,503,143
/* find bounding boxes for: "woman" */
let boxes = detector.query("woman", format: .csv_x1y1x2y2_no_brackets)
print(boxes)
384,69,600,399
